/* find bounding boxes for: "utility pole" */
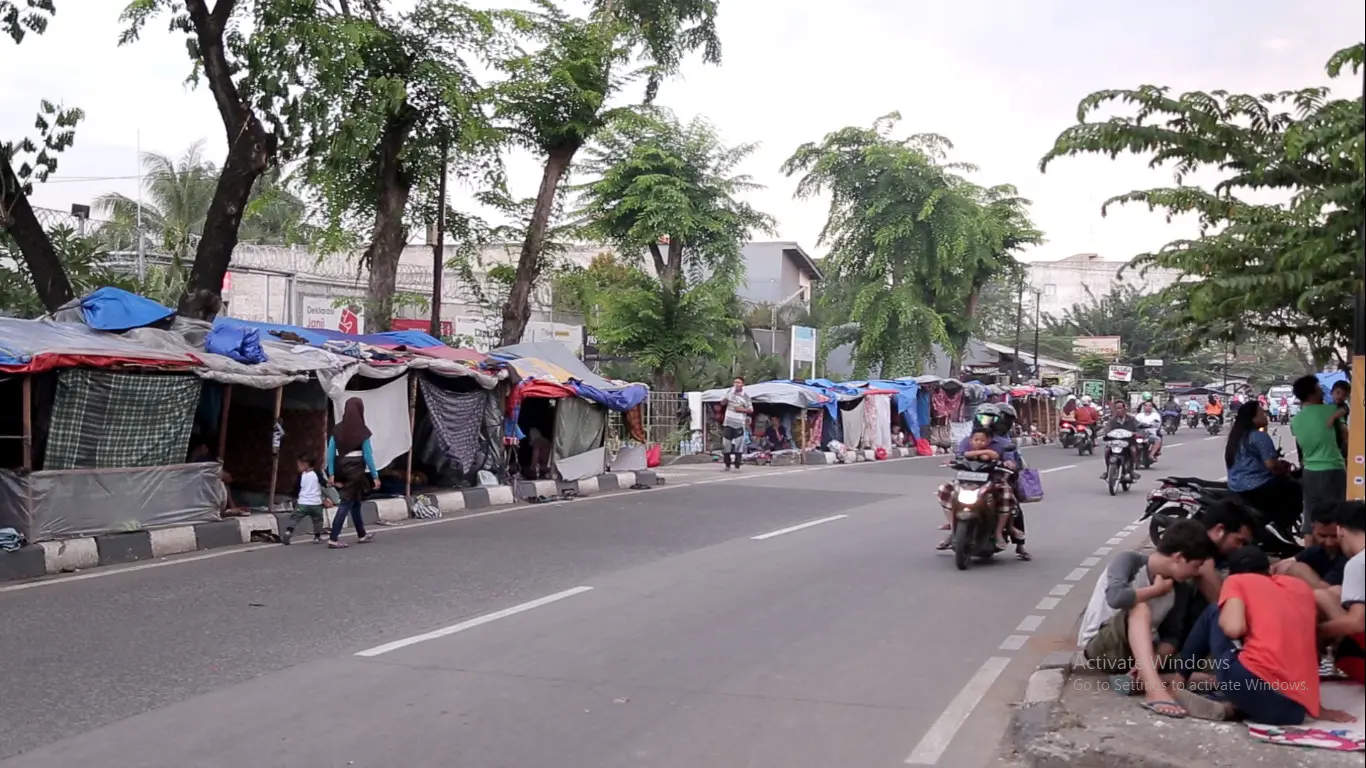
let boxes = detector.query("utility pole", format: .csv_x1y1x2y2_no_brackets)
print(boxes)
1011,272,1025,384
1346,70,1365,501
429,137,448,339
1031,288,1043,384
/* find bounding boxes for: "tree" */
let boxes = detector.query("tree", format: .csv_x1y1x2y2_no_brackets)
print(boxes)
1,1,81,311
0,227,141,317
494,0,723,346
1039,43,1364,365
252,0,502,331
570,110,772,391
782,114,990,377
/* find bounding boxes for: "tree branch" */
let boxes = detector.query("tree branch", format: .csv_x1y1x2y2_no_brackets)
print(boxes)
186,0,248,141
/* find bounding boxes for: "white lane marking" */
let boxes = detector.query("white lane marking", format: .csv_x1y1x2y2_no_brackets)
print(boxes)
1064,568,1089,581
1080,557,1101,567
1106,537,1124,545
1016,615,1045,632
0,544,278,594
904,656,1012,764
1035,597,1061,611
1093,546,1112,556
1040,464,1077,474
1204,436,1220,441
1164,442,1184,449
750,514,848,540
1049,584,1073,597
998,635,1029,651
355,586,594,657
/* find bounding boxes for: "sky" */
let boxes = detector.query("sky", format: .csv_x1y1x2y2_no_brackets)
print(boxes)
4,0,1363,264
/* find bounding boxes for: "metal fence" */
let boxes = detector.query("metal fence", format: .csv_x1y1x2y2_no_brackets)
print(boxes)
606,390,688,455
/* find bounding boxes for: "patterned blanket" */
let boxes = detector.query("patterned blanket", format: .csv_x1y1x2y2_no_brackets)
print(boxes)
46,370,201,470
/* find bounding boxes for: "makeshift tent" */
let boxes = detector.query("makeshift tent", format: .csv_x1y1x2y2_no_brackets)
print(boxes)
699,381,832,451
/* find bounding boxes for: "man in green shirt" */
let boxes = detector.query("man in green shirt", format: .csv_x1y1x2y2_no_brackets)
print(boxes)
1291,375,1347,534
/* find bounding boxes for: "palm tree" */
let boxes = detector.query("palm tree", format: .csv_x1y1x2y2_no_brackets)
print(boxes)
96,141,307,269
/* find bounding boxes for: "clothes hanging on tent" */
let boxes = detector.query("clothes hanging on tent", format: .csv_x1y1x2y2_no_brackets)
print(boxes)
842,401,866,449
331,376,411,472
419,378,493,480
46,370,200,470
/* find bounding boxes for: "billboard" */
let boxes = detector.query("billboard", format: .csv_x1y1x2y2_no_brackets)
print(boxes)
301,297,364,334
391,318,453,338
1072,336,1122,357
1107,364,1134,382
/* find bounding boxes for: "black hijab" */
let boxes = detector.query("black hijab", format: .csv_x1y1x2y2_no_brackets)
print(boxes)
334,398,372,454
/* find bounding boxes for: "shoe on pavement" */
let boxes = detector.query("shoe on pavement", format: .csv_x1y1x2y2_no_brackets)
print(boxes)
358,533,376,543
281,527,294,545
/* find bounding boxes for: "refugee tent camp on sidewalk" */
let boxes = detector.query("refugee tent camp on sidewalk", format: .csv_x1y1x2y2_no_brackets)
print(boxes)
698,380,831,450
490,341,648,482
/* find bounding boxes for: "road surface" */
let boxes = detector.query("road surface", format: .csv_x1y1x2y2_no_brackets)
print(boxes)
0,431,1230,767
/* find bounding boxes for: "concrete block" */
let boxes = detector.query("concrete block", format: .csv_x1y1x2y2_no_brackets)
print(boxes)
612,471,636,487
514,479,557,499
194,520,245,550
149,526,198,558
372,497,407,523
597,473,621,491
431,490,466,513
40,538,100,573
0,545,48,582
1023,668,1065,704
94,531,154,566
486,485,515,506
574,476,600,495
236,514,279,543
636,470,660,486
1037,650,1076,671
462,487,491,509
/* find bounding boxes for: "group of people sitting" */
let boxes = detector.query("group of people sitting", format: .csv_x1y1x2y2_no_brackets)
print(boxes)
1077,498,1365,724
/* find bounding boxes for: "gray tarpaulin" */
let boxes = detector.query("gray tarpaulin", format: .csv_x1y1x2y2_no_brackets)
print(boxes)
553,396,606,462
557,447,607,482
0,463,225,541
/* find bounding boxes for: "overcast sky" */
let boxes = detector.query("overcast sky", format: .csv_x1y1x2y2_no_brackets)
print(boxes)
4,0,1362,263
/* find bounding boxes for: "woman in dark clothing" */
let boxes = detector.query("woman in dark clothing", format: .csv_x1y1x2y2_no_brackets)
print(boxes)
326,398,379,548
1224,400,1300,519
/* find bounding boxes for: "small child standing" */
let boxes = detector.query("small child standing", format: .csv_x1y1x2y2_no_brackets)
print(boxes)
283,454,328,545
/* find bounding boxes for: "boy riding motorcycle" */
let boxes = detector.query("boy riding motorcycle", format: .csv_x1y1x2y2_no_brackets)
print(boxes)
935,404,1030,560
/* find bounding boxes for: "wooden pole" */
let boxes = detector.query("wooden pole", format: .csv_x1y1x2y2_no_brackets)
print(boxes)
405,374,417,498
216,384,233,461
21,376,32,471
267,386,284,513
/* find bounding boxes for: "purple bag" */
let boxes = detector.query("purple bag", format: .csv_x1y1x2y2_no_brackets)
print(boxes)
1017,468,1044,503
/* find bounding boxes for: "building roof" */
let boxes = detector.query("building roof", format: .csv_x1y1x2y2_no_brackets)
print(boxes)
748,241,823,281
979,340,1082,372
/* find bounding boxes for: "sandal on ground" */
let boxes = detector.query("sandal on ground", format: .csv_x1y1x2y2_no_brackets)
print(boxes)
939,523,951,531
327,541,348,549
936,536,952,551
1016,544,1032,561
1139,699,1187,719
1171,688,1228,721
357,533,375,543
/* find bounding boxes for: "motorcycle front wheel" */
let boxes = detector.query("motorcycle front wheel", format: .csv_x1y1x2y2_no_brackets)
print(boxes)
1107,462,1119,496
952,520,973,571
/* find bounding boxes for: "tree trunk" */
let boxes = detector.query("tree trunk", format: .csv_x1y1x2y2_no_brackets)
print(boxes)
654,368,677,394
1,155,74,311
949,282,984,379
179,0,274,320
500,143,579,346
362,112,417,333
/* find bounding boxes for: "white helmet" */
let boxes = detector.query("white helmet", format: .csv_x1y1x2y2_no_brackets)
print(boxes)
1080,395,1092,405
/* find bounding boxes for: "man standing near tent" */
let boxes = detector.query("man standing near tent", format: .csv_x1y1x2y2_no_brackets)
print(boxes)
721,377,753,471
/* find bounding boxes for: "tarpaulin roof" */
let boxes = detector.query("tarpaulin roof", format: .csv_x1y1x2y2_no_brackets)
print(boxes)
416,346,486,365
699,381,830,409
491,342,623,390
0,317,201,373
212,318,444,350
77,287,176,331
492,341,648,411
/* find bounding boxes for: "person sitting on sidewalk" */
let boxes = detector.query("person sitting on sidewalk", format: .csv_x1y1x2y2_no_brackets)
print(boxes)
1316,500,1366,686
1076,519,1215,718
1273,514,1348,590
1170,545,1357,724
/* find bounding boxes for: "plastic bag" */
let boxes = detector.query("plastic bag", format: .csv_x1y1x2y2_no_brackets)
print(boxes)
915,438,933,456
874,446,888,461
645,444,662,467
1017,468,1045,503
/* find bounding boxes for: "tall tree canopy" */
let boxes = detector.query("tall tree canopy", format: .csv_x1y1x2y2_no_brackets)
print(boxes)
570,110,771,390
783,114,1037,377
1040,42,1364,364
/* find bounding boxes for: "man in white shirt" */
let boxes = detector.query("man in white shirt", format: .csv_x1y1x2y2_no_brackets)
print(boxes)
1135,400,1164,459
1316,501,1366,684
720,378,752,471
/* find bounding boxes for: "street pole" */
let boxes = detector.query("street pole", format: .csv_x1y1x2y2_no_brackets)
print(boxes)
1011,273,1025,384
1031,289,1042,384
429,137,448,339
1346,71,1365,501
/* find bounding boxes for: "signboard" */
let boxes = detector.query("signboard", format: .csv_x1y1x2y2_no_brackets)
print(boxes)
301,297,364,334
391,318,453,338
790,326,817,379
1107,364,1134,382
1164,381,1192,391
525,322,583,356
1072,336,1122,357
1081,380,1105,400
1143,359,1163,367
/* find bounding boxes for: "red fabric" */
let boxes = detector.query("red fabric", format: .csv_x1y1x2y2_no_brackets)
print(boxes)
1,352,200,375
1218,574,1321,717
1340,633,1365,685
915,438,933,456
645,444,661,467
415,346,487,364
1075,406,1101,425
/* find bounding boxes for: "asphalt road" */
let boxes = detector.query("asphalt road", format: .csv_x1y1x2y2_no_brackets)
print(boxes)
0,430,1231,767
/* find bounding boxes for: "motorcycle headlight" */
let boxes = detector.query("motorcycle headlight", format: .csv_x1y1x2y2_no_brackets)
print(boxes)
956,488,981,505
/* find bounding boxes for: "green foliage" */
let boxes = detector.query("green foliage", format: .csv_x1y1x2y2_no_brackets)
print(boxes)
0,227,136,317
783,113,1038,377
1,0,54,44
1040,43,1365,362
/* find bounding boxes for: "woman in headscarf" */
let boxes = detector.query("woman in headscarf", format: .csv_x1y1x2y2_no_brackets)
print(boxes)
326,398,379,548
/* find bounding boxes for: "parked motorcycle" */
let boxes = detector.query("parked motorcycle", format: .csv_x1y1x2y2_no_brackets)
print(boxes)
1140,475,1303,559
1162,414,1180,435
1186,412,1200,429
1103,429,1136,496
1059,421,1078,449
944,456,1017,571
1203,414,1223,436
1075,424,1096,456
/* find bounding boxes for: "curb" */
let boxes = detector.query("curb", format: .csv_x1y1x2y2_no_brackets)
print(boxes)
0,471,664,583
801,446,918,465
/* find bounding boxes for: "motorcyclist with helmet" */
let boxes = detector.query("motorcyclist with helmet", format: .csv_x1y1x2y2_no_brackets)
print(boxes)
1135,399,1164,459
1099,398,1142,481
935,403,1030,560
1204,394,1225,426
1074,395,1101,442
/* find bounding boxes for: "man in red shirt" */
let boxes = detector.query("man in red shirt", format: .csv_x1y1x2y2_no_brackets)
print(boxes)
1074,396,1101,431
1170,546,1356,724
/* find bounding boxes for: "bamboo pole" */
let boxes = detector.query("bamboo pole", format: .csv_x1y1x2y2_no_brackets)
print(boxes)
267,386,284,513
405,374,417,498
216,384,233,461
22,376,33,534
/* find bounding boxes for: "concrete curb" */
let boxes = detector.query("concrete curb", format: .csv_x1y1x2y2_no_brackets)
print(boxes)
1009,651,1187,768
802,446,918,465
1,471,665,583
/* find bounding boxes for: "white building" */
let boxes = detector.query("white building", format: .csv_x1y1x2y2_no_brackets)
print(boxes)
1025,253,1183,318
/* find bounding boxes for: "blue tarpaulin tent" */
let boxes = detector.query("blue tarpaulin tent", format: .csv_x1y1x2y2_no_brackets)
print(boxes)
78,287,175,331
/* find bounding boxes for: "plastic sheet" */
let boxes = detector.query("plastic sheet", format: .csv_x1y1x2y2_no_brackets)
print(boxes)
554,396,606,462
0,463,225,541
78,287,177,331
206,324,267,364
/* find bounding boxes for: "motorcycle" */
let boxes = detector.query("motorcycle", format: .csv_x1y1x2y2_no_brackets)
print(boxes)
1140,474,1303,559
1075,424,1096,456
1135,430,1157,469
1185,412,1200,429
1103,429,1136,496
1162,413,1180,435
944,456,1017,571
1059,421,1078,449
1203,414,1223,436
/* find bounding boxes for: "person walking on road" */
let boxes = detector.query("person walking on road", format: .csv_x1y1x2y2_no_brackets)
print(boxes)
720,377,752,471
326,398,380,548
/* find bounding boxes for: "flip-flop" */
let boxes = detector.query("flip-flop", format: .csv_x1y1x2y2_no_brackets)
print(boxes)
936,537,952,551
1171,688,1228,720
1139,699,1187,719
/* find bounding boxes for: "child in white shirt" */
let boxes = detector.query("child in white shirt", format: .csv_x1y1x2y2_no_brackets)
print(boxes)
283,454,330,545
